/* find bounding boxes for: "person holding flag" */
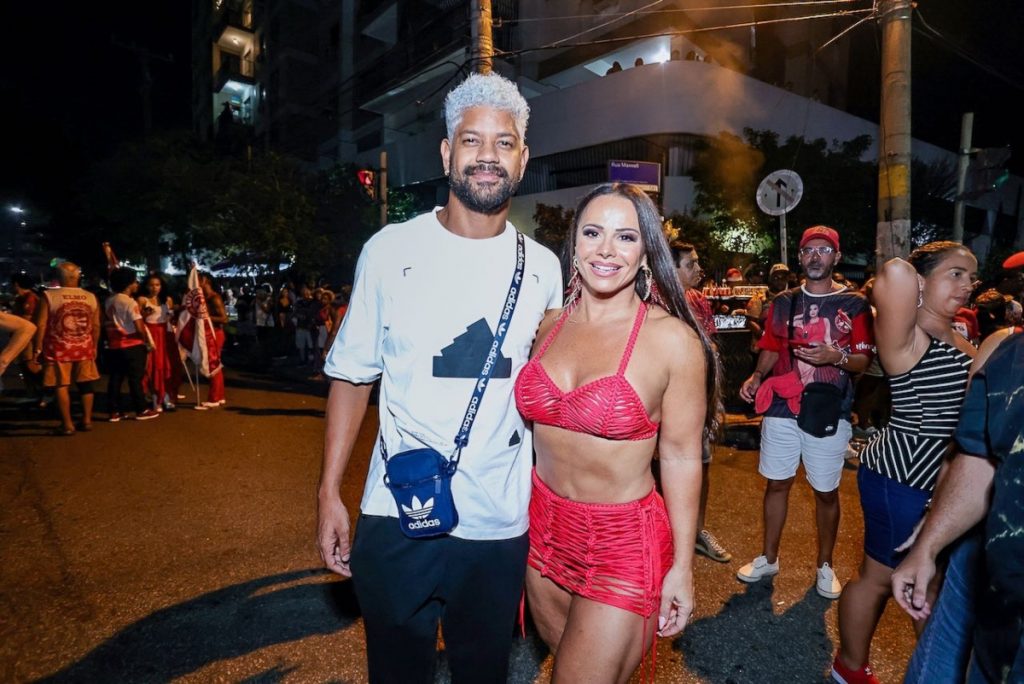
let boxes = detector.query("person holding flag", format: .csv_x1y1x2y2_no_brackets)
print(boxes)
175,266,225,408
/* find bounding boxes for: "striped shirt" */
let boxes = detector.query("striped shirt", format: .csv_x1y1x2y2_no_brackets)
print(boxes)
860,336,972,490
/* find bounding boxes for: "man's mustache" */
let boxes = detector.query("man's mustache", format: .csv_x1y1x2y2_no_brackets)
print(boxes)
464,163,509,178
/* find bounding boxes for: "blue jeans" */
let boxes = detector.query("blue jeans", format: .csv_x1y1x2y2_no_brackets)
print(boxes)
904,531,983,684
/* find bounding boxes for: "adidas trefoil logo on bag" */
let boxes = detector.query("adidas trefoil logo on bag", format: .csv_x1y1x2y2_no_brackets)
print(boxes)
402,496,440,530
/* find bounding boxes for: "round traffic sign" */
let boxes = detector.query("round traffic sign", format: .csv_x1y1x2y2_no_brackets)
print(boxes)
756,169,804,216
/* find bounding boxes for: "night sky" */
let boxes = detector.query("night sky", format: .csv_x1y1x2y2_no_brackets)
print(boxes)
2,1,1022,222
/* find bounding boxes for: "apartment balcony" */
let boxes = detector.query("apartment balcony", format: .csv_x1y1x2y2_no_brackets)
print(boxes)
214,0,255,56
366,60,959,188
215,54,257,93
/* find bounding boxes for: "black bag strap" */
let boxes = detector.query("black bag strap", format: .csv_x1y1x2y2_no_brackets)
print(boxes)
785,286,802,361
381,231,526,471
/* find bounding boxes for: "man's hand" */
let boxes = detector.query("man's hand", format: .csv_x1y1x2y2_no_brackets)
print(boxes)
891,549,936,621
792,343,840,366
317,494,353,577
739,373,762,403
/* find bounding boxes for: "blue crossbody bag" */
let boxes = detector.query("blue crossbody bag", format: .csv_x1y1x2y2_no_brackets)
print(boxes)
381,232,525,538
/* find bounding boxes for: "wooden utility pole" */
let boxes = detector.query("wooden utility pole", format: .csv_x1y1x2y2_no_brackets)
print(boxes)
472,0,493,74
875,0,913,268
952,112,974,243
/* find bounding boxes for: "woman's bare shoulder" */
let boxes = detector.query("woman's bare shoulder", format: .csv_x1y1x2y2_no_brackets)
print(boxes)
532,307,564,345
646,306,700,352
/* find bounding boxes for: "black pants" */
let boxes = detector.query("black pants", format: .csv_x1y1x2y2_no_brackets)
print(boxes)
107,345,147,414
350,514,529,684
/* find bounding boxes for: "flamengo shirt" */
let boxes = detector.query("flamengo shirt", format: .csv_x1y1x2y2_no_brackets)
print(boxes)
323,208,563,541
41,288,98,362
758,285,874,420
105,293,145,349
685,288,717,338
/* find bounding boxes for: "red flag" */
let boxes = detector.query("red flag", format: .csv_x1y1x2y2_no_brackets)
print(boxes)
176,265,222,378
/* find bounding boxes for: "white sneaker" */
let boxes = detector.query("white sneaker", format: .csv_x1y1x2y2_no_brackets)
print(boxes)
737,555,779,583
817,562,842,599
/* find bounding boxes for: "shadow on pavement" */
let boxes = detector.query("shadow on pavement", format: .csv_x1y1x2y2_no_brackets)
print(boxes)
224,371,329,399
674,581,834,683
36,569,359,683
226,407,326,418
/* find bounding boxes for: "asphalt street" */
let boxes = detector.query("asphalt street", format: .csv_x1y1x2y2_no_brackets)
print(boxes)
0,367,917,683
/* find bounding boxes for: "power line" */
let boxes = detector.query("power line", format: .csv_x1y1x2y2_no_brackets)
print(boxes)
501,0,867,25
546,0,665,48
496,8,874,58
914,9,1024,93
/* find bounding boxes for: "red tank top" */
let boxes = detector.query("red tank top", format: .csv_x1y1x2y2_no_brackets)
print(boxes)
515,303,659,441
42,288,97,362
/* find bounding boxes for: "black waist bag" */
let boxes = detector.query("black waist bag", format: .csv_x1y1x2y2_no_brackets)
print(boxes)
797,382,843,438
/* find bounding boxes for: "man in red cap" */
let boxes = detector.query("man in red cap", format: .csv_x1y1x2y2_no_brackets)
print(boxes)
738,225,875,599
996,250,1024,303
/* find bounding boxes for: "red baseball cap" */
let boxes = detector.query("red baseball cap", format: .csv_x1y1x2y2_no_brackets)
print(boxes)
800,225,840,251
1003,251,1024,270
725,268,743,282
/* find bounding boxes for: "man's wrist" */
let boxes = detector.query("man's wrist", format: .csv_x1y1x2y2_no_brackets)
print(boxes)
751,370,764,378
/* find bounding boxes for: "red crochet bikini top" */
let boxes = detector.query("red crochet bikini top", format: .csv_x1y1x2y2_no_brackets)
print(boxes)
515,303,659,441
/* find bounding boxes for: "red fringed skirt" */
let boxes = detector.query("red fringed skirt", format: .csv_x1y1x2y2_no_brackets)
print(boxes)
528,469,674,617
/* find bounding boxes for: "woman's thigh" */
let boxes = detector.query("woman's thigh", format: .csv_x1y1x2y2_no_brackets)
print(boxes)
525,565,572,651
553,594,653,684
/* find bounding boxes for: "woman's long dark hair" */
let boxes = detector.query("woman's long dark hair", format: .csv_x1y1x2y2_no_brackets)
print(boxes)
562,183,722,436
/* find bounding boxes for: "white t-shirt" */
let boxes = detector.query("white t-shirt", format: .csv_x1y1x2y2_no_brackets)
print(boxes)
324,208,562,540
105,293,145,349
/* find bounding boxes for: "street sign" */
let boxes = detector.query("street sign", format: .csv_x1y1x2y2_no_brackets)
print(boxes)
608,160,661,193
756,169,803,216
756,169,804,266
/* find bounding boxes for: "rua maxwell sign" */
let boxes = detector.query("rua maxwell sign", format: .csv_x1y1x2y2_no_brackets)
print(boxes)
608,160,661,193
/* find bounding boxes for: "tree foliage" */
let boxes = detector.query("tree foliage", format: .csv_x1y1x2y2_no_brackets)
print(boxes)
532,203,575,256
690,129,877,263
54,133,385,285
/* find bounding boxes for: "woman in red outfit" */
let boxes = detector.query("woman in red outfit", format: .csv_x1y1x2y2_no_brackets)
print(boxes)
137,274,174,411
515,184,719,683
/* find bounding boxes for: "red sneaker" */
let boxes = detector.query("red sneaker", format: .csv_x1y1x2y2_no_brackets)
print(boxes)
831,656,880,684
135,409,161,421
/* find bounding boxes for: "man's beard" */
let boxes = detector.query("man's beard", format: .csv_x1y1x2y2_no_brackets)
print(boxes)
448,162,520,215
803,263,833,281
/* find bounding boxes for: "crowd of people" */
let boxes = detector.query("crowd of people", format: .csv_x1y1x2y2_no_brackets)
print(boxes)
313,72,1024,684
3,71,1022,684
2,265,351,435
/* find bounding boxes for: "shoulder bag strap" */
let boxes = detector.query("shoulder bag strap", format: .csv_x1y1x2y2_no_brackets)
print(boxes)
381,232,526,471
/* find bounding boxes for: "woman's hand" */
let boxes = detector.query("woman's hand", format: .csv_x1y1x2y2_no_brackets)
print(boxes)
657,564,693,638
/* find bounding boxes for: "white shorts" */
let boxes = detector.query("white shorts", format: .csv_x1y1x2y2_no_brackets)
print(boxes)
758,416,851,492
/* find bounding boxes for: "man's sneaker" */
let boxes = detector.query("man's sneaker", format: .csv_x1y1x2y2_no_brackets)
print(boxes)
817,562,842,599
737,555,779,583
108,412,124,423
831,655,879,684
201,400,225,408
135,409,161,421
696,529,732,562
